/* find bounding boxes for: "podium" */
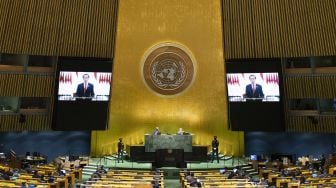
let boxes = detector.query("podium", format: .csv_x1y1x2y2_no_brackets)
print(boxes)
144,134,192,152
127,134,207,167
155,149,186,168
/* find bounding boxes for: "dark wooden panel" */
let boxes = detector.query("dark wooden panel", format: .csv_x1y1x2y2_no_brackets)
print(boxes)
0,114,51,131
0,73,25,96
222,0,336,59
0,73,53,131
286,116,336,133
0,0,118,58
0,0,118,131
23,74,54,97
285,75,336,99
0,73,53,97
284,76,315,99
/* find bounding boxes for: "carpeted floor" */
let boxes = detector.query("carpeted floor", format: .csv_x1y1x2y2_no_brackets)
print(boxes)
164,179,181,188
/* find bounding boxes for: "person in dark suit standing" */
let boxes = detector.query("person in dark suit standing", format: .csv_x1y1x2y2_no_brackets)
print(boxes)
75,74,95,98
211,136,219,163
245,75,264,99
117,138,124,163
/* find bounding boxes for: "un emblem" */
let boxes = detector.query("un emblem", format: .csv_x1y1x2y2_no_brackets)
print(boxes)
142,43,196,95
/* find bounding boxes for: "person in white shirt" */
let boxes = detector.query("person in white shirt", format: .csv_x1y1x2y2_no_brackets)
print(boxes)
177,128,184,135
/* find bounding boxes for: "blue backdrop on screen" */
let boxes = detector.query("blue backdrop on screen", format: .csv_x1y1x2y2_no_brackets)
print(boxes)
53,57,113,131
225,59,284,131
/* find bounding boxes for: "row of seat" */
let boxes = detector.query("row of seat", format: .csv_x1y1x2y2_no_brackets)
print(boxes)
0,163,82,188
259,165,336,187
180,169,265,188
80,169,164,188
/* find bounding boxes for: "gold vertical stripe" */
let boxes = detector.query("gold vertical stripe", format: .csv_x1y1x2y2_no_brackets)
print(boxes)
0,74,25,96
285,75,336,99
0,73,53,131
222,0,336,59
0,0,118,57
0,114,51,132
287,116,336,133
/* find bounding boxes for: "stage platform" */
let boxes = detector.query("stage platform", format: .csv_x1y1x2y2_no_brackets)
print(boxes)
88,155,247,170
81,156,252,182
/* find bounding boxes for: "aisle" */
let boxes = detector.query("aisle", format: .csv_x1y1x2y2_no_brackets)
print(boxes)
164,179,181,188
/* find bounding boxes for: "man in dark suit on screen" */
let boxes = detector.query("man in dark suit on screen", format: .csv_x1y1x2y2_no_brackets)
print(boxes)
75,74,95,99
245,74,264,99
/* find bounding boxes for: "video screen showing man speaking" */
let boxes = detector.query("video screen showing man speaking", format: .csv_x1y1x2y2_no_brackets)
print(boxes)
226,72,280,102
57,71,112,101
75,73,95,98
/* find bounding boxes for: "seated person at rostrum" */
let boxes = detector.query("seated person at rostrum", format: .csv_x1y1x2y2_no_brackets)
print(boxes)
153,127,161,135
177,128,184,135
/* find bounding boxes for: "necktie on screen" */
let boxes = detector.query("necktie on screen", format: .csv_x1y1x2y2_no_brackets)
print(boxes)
84,84,87,93
252,84,256,93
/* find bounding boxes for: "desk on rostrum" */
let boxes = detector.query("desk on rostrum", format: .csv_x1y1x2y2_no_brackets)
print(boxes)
144,134,192,152
127,133,207,165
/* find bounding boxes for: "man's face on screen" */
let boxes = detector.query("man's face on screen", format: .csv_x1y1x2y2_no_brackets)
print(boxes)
249,75,256,84
83,75,89,83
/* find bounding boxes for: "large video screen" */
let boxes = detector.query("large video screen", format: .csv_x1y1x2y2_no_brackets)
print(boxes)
52,57,113,131
226,60,284,131
227,73,280,102
58,71,112,101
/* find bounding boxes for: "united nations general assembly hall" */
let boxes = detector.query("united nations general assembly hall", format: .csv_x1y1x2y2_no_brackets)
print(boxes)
0,0,335,187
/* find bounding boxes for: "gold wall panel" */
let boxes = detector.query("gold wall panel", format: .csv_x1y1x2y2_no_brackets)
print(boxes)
91,0,244,157
0,0,118,57
222,0,336,59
